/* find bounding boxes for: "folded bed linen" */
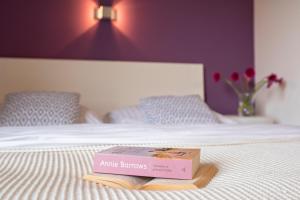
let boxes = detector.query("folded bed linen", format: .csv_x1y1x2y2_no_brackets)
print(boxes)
0,124,300,200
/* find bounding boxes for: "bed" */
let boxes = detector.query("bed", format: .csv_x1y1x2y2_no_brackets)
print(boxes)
0,58,300,200
1,124,300,200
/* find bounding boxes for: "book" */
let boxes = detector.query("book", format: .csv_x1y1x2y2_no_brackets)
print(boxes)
84,164,217,191
93,146,200,179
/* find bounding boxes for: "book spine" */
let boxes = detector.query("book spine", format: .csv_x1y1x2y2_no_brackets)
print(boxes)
93,154,193,179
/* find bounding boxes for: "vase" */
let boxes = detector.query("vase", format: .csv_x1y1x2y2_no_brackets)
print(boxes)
238,92,255,116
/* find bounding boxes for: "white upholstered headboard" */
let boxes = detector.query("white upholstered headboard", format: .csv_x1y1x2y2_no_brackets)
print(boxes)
0,58,204,117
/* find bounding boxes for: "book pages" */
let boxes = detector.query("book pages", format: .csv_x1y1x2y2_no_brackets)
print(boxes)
140,164,218,190
84,173,152,189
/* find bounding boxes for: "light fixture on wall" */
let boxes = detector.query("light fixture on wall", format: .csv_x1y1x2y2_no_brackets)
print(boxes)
95,6,117,21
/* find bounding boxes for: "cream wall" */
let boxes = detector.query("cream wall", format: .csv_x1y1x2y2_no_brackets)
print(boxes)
255,0,300,125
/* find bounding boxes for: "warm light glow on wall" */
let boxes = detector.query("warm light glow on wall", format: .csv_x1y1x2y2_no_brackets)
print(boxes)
58,0,99,52
112,1,135,41
80,1,99,30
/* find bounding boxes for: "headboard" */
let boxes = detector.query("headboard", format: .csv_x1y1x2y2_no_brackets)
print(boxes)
0,58,204,117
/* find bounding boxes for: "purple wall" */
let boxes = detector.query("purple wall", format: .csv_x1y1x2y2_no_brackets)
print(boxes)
0,0,254,114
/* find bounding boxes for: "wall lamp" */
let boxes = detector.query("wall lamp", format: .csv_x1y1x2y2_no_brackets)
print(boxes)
95,6,117,21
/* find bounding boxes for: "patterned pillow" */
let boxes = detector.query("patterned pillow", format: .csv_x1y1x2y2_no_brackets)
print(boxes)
0,91,80,126
140,95,219,125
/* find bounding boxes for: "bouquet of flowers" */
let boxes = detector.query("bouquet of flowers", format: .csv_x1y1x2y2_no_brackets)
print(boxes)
213,68,283,116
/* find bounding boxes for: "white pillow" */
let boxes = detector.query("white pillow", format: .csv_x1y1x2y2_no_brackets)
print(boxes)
213,112,238,124
77,105,103,124
108,106,145,124
107,105,238,125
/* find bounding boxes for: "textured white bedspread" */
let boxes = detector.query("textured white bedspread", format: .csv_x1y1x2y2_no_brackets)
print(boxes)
0,124,300,200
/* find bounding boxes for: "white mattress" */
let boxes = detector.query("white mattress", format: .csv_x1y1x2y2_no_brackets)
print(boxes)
0,124,300,200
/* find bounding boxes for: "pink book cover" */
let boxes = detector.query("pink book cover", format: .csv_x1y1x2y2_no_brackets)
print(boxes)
93,146,200,179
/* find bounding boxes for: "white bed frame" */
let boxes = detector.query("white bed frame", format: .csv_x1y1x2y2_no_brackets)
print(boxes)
0,58,204,117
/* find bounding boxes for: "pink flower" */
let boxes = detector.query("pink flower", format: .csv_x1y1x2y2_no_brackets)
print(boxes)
277,78,284,85
268,74,277,81
267,73,278,88
230,72,239,82
245,68,255,79
213,72,221,82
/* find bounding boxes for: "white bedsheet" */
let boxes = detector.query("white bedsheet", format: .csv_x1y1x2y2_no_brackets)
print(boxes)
0,124,300,200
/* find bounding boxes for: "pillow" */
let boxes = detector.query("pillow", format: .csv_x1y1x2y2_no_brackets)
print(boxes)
108,106,145,124
0,103,103,125
77,105,103,124
213,112,238,124
0,91,80,126
140,95,219,125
